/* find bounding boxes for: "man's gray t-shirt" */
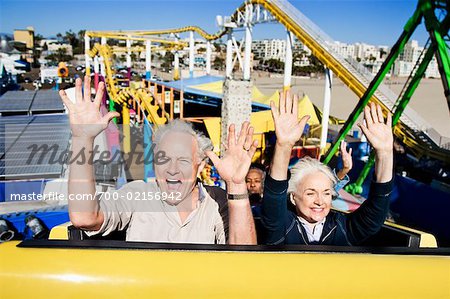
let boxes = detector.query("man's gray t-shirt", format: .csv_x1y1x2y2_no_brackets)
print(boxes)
86,180,228,244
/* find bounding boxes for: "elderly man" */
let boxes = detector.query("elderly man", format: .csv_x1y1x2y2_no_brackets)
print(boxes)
246,165,265,196
59,77,257,244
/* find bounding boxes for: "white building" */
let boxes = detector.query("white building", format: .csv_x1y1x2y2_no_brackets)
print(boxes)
0,52,27,75
393,40,440,78
332,41,355,59
252,39,286,61
40,39,73,56
47,43,73,56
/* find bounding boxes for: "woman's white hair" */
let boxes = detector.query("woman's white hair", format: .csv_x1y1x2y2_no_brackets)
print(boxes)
288,156,337,197
153,119,213,162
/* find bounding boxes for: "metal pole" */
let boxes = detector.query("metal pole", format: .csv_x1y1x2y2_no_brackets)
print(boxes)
84,34,91,76
93,56,99,90
226,30,233,79
100,37,106,77
320,68,332,151
146,40,152,80
206,40,211,75
243,5,253,81
283,31,293,90
322,5,423,164
189,31,194,78
126,38,132,84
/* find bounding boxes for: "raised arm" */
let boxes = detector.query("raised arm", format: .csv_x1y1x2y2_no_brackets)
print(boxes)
261,91,310,244
206,122,258,245
269,91,310,179
347,103,394,244
59,76,119,230
336,141,353,181
358,103,393,183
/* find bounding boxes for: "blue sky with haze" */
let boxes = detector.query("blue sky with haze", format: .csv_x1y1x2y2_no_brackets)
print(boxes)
0,0,429,46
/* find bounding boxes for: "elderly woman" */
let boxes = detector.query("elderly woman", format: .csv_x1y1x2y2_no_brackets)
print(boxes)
261,92,393,245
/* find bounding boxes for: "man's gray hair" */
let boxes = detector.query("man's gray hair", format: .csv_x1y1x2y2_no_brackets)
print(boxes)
153,119,213,162
288,156,337,196
247,166,266,189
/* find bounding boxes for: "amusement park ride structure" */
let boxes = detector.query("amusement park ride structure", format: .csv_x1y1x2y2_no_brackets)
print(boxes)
83,0,449,193
2,2,450,297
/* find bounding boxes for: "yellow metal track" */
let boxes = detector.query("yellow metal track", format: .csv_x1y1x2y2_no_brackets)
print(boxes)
88,43,166,126
1,241,449,298
85,2,448,161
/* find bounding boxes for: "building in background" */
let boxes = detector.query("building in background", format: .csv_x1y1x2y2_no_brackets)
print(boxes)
13,27,35,64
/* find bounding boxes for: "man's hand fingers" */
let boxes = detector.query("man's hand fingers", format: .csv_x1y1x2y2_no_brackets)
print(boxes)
102,111,120,125
247,139,259,159
93,82,104,107
75,78,83,103
59,89,74,110
348,147,353,156
205,151,220,167
83,76,91,102
237,121,249,145
228,124,236,147
243,125,254,150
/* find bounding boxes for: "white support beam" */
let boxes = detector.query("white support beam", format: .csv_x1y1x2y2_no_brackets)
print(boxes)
189,31,194,78
226,30,233,79
283,31,293,90
145,40,152,80
84,34,91,75
100,37,106,77
126,38,132,68
206,41,211,75
320,67,333,150
232,36,244,71
243,5,253,81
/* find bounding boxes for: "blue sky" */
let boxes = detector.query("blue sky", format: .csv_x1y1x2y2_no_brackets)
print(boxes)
0,0,429,46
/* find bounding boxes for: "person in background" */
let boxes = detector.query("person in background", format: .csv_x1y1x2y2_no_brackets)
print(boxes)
334,140,353,192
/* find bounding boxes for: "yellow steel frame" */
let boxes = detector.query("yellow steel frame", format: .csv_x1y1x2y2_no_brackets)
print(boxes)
84,1,447,160
1,240,449,298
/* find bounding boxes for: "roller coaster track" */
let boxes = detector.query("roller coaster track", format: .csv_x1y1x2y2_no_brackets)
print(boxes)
245,0,449,162
86,0,449,161
88,43,166,127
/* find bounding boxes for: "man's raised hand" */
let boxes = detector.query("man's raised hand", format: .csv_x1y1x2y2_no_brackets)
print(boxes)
206,121,258,186
59,76,119,139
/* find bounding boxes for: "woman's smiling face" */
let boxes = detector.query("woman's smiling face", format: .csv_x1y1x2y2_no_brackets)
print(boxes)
292,171,333,223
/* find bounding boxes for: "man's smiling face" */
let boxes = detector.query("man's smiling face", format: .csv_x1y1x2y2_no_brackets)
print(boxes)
154,131,202,205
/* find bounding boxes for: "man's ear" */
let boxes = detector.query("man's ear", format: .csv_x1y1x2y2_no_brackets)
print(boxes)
196,160,206,177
